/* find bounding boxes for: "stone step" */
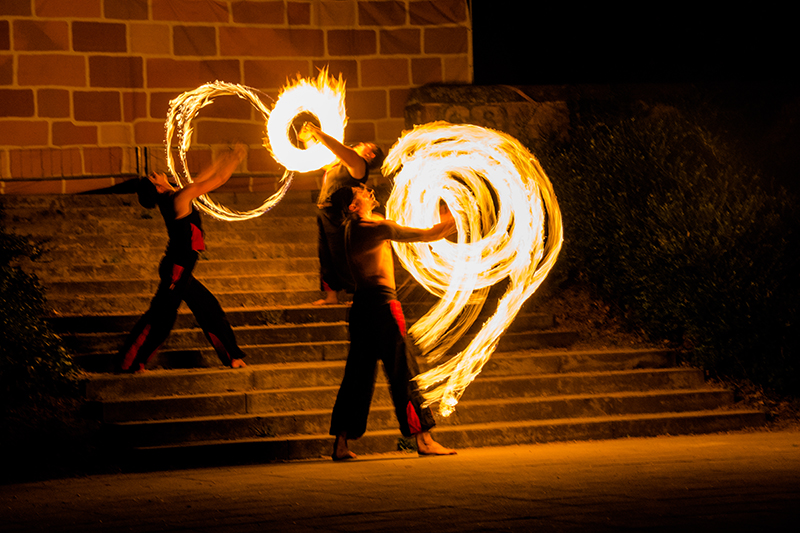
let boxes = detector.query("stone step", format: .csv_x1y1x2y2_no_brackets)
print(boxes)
0,190,317,212
42,274,525,317
65,322,351,354
24,242,318,267
53,297,550,332
104,385,740,448
50,305,351,333
44,272,319,296
29,257,319,282
83,362,327,402
68,323,574,372
431,410,767,450
83,357,694,403
4,204,319,229
77,341,351,373
73,313,577,372
462,367,707,399
97,385,734,426
4,213,317,240
123,409,766,466
37,229,315,251
479,347,677,375
94,362,726,445
4,191,766,464
46,288,322,315
36,270,517,320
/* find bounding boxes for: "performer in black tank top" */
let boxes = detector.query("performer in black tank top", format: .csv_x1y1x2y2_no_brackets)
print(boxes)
297,121,384,306
118,146,247,373
161,193,206,265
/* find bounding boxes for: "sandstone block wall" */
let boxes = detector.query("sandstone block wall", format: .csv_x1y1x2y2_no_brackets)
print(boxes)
0,0,472,194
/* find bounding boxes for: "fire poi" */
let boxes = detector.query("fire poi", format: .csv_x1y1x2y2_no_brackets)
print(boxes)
384,122,563,415
164,68,346,221
165,73,562,416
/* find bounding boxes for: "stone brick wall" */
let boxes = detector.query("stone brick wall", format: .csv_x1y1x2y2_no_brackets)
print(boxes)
406,85,571,151
0,0,472,194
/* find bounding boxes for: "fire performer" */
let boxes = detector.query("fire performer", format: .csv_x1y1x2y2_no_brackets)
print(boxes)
297,122,383,306
118,145,248,373
329,185,457,460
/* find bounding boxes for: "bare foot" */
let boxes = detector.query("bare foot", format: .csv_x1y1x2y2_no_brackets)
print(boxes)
231,358,246,369
332,434,357,461
416,431,457,456
312,293,339,306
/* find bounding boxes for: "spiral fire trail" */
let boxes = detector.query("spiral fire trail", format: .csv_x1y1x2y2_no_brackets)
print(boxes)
165,69,347,221
165,81,286,221
383,122,563,416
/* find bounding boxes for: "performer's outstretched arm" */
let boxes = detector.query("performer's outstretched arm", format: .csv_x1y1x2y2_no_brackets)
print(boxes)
174,144,246,217
299,122,366,179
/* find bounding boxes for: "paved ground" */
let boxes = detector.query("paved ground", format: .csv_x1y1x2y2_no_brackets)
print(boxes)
2,429,799,532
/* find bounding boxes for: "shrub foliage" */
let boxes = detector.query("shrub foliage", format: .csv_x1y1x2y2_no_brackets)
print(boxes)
0,207,78,414
535,101,799,393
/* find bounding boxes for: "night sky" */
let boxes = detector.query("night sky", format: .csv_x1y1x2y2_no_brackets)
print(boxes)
470,4,793,86
469,3,799,193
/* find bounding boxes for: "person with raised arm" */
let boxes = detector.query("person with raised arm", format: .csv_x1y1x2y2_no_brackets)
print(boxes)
118,145,248,373
298,122,383,306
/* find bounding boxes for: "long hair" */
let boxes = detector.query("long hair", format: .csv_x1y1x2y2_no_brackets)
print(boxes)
137,176,160,209
368,146,385,171
329,185,356,222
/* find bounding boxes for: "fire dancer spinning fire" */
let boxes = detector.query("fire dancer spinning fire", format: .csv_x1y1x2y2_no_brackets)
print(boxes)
328,185,457,460
118,145,248,373
298,121,384,306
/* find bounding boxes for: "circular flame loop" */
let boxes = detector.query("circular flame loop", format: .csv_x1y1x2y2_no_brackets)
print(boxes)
165,70,347,221
165,81,290,221
266,69,347,173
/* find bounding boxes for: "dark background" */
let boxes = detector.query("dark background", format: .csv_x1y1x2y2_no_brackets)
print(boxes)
471,4,794,86
470,3,799,193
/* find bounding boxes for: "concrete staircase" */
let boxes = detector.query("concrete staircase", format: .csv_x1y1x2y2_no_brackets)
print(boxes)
1,188,765,466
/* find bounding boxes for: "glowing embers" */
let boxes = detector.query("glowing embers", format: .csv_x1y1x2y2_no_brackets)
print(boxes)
384,122,563,416
266,68,347,173
165,81,288,221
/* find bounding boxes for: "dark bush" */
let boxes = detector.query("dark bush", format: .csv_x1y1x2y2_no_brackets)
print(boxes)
0,206,87,479
0,220,78,411
536,102,799,394
1,204,93,481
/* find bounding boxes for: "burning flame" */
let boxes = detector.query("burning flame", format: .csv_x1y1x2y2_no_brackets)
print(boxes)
164,68,347,221
165,79,562,418
383,122,563,416
266,67,347,173
165,81,291,221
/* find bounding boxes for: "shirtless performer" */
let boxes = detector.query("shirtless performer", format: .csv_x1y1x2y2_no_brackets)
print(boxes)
329,185,457,460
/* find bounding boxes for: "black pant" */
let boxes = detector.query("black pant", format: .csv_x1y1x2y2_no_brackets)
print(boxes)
330,286,435,439
317,207,354,293
119,255,245,371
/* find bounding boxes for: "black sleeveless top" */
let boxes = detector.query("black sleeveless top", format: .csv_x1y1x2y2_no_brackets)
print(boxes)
316,157,369,208
157,192,205,266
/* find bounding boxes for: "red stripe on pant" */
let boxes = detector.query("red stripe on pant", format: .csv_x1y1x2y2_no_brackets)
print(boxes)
190,223,205,251
207,331,231,366
121,324,151,371
389,300,406,338
170,264,184,289
407,401,422,435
